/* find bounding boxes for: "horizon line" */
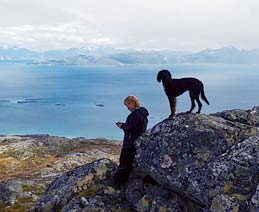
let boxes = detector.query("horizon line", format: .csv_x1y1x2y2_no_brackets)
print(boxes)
0,44,258,53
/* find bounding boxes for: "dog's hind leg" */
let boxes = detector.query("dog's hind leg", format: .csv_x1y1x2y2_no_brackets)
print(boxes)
186,92,195,113
195,95,202,114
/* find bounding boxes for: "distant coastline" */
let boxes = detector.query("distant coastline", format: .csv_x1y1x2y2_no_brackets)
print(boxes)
1,46,259,66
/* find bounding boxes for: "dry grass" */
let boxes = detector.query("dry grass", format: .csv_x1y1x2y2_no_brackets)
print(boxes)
0,156,57,181
0,136,122,212
0,141,121,181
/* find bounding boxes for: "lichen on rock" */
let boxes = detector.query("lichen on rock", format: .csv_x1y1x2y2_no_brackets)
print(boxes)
2,106,259,211
31,158,117,211
135,108,259,210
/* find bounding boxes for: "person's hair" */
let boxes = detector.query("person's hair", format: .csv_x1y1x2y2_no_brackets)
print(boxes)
124,96,140,109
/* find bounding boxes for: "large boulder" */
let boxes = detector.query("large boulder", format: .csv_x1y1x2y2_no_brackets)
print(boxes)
135,112,259,209
31,158,117,211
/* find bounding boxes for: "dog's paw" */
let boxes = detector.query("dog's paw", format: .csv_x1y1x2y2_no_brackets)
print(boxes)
168,114,174,119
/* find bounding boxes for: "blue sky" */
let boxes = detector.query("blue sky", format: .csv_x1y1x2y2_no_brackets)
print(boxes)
0,0,258,51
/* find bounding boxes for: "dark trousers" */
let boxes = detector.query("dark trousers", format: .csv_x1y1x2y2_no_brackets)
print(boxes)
114,148,136,184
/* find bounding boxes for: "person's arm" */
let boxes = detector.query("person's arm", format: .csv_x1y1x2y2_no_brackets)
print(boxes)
121,114,139,133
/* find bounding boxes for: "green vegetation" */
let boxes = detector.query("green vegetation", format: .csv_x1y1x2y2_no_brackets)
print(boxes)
22,184,45,196
77,184,102,197
0,197,33,212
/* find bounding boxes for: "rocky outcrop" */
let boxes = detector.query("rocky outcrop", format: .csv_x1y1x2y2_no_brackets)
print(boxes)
135,107,259,211
212,106,259,127
32,158,187,212
32,158,117,211
0,136,121,211
3,106,259,211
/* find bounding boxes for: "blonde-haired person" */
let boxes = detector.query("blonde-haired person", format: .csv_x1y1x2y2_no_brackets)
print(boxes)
114,96,149,185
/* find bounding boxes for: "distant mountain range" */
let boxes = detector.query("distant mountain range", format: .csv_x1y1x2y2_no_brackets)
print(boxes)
0,45,259,65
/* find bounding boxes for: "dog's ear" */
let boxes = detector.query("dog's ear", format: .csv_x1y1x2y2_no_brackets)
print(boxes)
157,71,162,83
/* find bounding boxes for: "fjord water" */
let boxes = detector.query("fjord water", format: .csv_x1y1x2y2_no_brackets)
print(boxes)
0,63,258,139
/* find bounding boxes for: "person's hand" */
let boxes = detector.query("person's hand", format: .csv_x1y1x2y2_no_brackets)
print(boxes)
116,122,123,128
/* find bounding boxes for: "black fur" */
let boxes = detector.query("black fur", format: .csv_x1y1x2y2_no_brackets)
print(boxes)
157,69,209,117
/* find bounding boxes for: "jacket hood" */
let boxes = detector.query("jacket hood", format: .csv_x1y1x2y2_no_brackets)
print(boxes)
135,107,149,117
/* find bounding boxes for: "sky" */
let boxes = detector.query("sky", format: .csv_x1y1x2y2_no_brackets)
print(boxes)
0,0,259,51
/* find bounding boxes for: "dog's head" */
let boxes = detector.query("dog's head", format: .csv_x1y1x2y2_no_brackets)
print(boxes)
157,70,172,83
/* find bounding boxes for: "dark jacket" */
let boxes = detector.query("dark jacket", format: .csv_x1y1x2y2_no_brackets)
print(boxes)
121,107,149,149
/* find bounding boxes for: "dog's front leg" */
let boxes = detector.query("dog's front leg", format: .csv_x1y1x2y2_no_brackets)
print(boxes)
168,96,177,118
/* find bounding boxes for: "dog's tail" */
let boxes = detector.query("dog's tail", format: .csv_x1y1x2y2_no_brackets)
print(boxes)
201,89,210,105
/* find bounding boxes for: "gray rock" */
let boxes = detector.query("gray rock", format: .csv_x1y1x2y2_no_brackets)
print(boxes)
136,193,180,212
61,196,106,212
135,112,259,208
210,195,240,212
202,134,259,204
0,180,23,204
250,182,259,212
126,174,144,205
212,106,259,127
31,158,117,211
61,197,85,212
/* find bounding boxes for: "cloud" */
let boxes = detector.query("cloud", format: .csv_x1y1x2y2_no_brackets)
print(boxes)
90,38,113,45
0,0,259,51
0,22,113,51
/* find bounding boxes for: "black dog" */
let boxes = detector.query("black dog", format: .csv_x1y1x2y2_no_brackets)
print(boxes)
157,69,209,117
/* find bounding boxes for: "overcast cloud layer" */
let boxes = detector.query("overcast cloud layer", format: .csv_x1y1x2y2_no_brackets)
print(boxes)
0,0,258,51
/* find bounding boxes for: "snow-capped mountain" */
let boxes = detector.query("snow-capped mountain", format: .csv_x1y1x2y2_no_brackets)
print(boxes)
179,46,259,64
1,45,259,65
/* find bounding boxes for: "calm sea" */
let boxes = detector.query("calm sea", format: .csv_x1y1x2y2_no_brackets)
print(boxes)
0,63,258,139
